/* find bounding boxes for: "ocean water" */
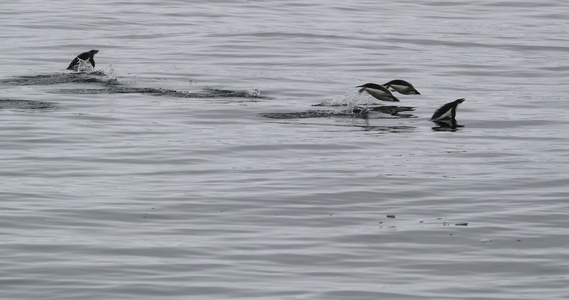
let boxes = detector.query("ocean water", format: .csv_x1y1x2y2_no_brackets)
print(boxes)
1,1,568,299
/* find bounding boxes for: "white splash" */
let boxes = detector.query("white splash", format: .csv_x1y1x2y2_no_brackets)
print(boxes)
247,88,260,98
102,63,118,83
75,58,95,72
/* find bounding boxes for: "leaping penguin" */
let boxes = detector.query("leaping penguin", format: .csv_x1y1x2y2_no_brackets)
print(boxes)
67,49,99,71
356,83,400,102
383,79,420,95
431,98,465,122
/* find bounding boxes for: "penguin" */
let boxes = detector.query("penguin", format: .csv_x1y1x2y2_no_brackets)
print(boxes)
430,98,465,122
383,79,421,95
356,83,400,102
67,49,99,71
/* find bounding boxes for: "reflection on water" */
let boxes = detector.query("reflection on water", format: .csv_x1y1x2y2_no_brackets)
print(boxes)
261,103,418,133
431,119,464,132
367,105,415,118
262,105,415,120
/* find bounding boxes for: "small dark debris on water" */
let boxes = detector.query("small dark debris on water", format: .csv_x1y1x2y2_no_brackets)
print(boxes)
455,222,468,226
386,215,395,219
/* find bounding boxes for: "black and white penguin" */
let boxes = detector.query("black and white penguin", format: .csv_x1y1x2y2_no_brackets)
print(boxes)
357,83,400,102
67,49,99,71
430,98,465,122
383,79,420,95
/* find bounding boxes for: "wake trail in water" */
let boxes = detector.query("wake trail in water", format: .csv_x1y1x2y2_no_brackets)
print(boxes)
0,70,116,86
54,87,263,99
261,89,416,120
0,66,264,100
0,99,58,111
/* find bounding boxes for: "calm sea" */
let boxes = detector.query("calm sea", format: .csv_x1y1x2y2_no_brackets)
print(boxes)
1,1,568,299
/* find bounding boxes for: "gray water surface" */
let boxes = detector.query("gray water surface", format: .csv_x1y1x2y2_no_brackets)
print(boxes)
1,1,568,299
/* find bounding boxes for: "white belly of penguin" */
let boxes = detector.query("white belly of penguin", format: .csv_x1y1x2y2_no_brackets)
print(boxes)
77,58,92,71
390,84,406,91
365,88,394,101
434,109,454,121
